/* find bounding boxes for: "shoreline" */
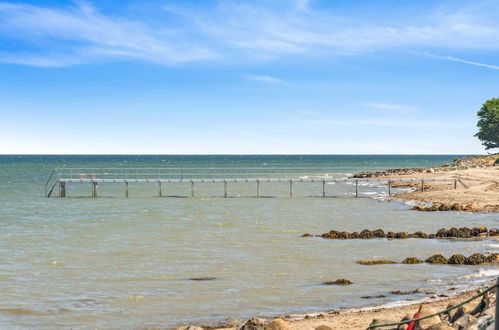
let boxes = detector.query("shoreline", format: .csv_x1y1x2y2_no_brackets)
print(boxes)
181,280,495,330
360,154,499,213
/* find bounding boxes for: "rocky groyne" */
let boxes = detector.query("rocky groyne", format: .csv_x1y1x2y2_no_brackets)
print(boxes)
303,226,497,240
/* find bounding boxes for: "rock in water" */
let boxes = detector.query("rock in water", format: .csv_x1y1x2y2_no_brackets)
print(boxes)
447,254,467,265
413,231,430,239
323,279,353,285
425,254,448,264
402,257,424,264
465,253,487,265
372,229,386,238
471,226,488,236
487,253,499,263
357,260,397,265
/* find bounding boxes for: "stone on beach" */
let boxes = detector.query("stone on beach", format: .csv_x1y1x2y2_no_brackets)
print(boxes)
416,305,442,329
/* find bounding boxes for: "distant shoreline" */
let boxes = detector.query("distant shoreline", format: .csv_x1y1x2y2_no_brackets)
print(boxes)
354,154,499,213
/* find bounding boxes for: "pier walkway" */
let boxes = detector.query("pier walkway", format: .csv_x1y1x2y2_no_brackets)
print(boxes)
44,167,457,198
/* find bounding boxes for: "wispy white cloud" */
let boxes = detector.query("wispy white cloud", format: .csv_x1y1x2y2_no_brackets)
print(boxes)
0,2,214,67
1,1,499,66
363,102,420,113
422,53,499,70
244,74,283,83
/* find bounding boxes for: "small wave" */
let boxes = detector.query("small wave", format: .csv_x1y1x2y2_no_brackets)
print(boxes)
361,192,377,195
461,268,499,279
486,244,499,249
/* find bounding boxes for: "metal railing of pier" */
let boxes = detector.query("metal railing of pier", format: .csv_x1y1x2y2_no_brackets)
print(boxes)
45,167,460,198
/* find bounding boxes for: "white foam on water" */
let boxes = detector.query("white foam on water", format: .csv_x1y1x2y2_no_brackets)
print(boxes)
460,268,499,279
361,192,377,195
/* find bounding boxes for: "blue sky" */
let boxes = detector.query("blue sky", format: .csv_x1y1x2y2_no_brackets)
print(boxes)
0,0,498,154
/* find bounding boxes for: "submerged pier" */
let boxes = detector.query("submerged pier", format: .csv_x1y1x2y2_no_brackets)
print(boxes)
44,167,457,198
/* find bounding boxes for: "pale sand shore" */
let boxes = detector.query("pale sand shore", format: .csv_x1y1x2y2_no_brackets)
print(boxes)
383,166,499,213
208,284,493,330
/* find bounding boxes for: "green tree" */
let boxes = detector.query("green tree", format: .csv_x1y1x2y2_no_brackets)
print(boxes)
475,98,499,150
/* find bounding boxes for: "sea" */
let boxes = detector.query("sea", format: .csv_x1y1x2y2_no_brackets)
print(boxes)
0,155,497,329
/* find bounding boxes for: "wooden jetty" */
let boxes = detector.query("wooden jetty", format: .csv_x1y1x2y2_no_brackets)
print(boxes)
44,167,458,198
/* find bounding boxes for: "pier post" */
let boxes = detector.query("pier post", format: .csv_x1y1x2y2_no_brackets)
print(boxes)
289,179,293,198
454,179,457,189
322,179,326,198
421,179,425,192
125,181,129,198
158,182,162,197
59,182,66,198
388,180,391,197
92,182,98,198
355,180,358,197
224,180,227,198
256,179,260,198
191,180,194,198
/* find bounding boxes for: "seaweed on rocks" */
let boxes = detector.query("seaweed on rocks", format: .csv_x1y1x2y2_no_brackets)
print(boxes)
425,254,448,264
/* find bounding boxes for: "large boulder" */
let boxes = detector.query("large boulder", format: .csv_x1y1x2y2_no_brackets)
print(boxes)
386,231,396,239
372,229,386,238
465,253,488,265
457,227,472,238
451,302,479,322
471,226,488,236
436,228,450,237
415,306,441,329
448,227,460,237
425,254,448,264
489,228,499,236
448,254,467,265
395,232,410,239
452,314,477,329
359,229,373,239
487,253,499,263
402,257,424,264
413,231,430,239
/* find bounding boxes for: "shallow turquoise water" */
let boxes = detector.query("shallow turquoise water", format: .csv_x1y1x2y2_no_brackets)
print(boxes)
1,155,497,329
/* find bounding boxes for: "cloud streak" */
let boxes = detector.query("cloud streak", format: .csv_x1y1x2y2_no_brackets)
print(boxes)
1,1,499,67
423,53,499,70
244,74,283,83
364,102,420,113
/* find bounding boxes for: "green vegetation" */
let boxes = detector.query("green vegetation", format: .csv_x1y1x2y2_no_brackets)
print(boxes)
475,98,499,150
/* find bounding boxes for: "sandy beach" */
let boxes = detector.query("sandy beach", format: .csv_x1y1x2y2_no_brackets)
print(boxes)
357,154,499,213
203,284,494,330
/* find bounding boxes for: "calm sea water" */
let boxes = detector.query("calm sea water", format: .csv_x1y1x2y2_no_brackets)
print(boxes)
1,155,497,329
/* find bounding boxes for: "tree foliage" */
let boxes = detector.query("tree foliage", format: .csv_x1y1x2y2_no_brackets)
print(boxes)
475,98,499,150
